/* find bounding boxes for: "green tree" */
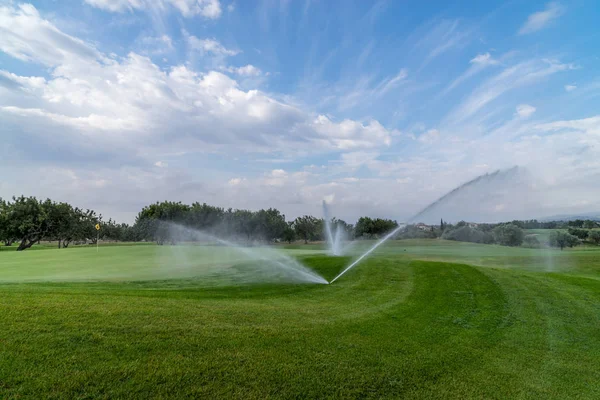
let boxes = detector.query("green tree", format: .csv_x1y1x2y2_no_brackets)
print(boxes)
588,230,600,245
282,222,296,244
45,201,78,248
549,231,579,250
522,235,541,248
253,208,287,242
442,226,494,244
492,224,524,247
567,227,589,240
293,215,319,244
583,220,598,229
7,196,52,251
0,198,14,246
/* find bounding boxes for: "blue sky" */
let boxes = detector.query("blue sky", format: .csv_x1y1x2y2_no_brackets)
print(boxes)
1,0,600,223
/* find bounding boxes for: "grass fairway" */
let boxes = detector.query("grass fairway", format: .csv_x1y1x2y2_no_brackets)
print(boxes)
1,241,599,398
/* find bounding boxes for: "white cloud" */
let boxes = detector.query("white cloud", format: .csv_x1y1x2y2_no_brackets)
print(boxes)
227,3,235,12
445,58,574,125
515,104,536,118
339,152,379,169
2,4,598,224
518,2,564,35
0,4,101,66
440,53,499,96
223,64,262,76
417,19,472,67
185,33,239,57
470,53,498,66
311,115,394,149
0,4,395,170
263,169,288,186
373,69,408,97
564,84,577,92
228,177,244,185
85,0,222,19
418,129,440,144
535,116,600,136
139,35,174,54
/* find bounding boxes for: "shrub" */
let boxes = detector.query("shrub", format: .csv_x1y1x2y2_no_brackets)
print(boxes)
492,224,524,247
588,230,600,245
442,226,494,244
567,227,589,240
522,235,541,248
549,231,579,250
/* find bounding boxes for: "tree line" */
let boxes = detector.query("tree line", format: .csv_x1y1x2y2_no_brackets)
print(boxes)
0,197,399,250
1,196,598,251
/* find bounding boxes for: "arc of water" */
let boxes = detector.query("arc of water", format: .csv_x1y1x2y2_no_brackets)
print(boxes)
167,223,328,284
330,223,406,283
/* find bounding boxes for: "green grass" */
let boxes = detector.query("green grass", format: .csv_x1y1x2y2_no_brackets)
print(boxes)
1,240,599,398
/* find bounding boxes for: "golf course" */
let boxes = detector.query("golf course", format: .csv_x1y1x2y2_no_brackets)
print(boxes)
1,240,599,398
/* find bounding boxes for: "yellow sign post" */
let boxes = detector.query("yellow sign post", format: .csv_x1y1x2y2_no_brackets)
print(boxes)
95,224,100,252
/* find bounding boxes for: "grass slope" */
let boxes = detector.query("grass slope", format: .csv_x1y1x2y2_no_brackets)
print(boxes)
1,241,599,398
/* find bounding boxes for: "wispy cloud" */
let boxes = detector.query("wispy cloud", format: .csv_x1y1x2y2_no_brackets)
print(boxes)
518,2,564,35
185,35,239,57
515,104,536,118
222,64,262,76
445,58,574,125
416,19,473,68
85,0,223,19
440,52,499,96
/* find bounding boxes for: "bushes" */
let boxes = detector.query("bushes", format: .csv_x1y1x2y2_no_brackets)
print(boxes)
442,226,494,244
549,231,580,250
568,227,589,240
589,230,600,245
522,235,541,248
492,224,525,247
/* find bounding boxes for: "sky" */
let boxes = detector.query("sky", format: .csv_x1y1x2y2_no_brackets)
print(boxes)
1,0,600,224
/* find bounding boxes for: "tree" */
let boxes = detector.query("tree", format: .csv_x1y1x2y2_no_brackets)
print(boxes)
0,198,14,246
355,217,398,238
134,201,189,244
231,209,256,242
492,224,524,247
7,196,52,251
549,231,579,250
567,227,589,240
569,219,585,228
442,226,494,244
583,220,598,229
293,215,319,244
282,222,296,244
588,230,600,245
522,235,541,248
252,208,287,242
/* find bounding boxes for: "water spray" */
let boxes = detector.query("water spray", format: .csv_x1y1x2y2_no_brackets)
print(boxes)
329,224,406,283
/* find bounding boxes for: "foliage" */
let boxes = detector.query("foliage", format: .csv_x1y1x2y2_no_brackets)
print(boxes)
442,225,494,244
282,222,296,244
397,224,439,240
549,231,580,250
354,217,398,238
522,234,541,248
492,224,525,247
293,215,320,244
567,227,589,240
587,230,600,245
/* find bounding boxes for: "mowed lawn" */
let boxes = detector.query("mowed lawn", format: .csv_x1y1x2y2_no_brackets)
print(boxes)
0,241,599,398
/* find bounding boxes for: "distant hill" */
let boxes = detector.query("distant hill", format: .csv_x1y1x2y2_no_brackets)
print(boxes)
538,214,600,222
